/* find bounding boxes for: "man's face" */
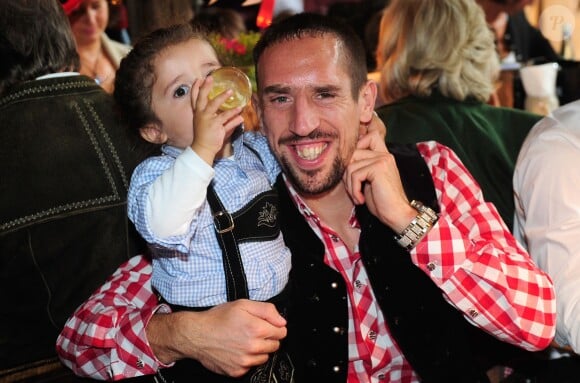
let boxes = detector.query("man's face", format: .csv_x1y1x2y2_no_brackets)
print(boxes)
255,35,374,196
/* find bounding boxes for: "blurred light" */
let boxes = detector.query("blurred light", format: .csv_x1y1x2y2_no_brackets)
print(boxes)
256,0,274,29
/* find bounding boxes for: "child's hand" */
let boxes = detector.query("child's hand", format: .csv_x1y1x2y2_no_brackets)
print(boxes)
190,75,245,165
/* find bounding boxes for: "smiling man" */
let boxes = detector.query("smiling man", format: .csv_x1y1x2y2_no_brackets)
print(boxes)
58,13,556,383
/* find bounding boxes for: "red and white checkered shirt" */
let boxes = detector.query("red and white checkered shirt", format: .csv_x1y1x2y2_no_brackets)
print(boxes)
56,141,556,382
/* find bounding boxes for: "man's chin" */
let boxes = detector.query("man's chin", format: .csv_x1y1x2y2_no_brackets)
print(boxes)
281,158,344,196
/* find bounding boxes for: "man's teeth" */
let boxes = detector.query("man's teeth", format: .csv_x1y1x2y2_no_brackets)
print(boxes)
296,144,327,160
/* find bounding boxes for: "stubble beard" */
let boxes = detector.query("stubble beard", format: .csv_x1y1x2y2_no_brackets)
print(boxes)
280,154,345,196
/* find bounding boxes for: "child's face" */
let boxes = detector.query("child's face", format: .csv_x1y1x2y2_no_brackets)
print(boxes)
149,38,221,148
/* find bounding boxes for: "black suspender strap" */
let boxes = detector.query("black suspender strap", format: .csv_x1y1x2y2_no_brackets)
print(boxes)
206,185,249,301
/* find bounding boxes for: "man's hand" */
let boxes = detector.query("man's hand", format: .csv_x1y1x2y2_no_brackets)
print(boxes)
147,299,287,377
344,130,416,234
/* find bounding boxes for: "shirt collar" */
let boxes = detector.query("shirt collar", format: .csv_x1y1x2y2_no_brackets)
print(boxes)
283,174,359,229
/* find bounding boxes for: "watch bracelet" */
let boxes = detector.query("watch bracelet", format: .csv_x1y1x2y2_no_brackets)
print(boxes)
395,200,439,250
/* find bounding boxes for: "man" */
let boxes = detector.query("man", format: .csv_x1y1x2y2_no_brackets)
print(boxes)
513,99,580,381
57,13,556,383
0,0,147,381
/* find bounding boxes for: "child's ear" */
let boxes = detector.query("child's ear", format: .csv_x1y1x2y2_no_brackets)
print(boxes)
139,124,167,145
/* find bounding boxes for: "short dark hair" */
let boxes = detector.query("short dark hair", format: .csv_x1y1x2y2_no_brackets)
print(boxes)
114,23,211,139
0,0,79,96
253,12,368,99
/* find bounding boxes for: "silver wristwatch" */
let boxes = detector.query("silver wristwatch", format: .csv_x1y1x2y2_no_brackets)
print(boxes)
395,200,439,250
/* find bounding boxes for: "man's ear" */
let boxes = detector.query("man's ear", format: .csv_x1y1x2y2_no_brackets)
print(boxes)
139,124,167,145
358,80,378,125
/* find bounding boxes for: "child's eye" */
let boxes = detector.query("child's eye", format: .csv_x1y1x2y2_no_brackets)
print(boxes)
173,85,190,98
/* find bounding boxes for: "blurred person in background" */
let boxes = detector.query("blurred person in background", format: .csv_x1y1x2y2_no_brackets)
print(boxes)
193,6,247,40
66,0,132,93
0,0,147,381
106,0,131,45
375,0,542,230
476,0,559,64
511,99,580,383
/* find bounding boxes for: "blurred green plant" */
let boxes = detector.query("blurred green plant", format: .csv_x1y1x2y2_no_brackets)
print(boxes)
210,31,261,92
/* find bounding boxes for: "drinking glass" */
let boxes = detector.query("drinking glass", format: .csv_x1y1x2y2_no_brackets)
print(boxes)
208,66,252,111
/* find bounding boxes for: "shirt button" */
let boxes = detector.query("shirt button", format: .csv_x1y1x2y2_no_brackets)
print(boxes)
136,359,144,369
378,373,386,380
330,234,340,242
426,262,437,271
468,308,479,318
369,330,377,341
354,280,362,288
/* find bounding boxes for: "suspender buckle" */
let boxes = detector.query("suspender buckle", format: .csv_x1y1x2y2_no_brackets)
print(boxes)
213,210,235,233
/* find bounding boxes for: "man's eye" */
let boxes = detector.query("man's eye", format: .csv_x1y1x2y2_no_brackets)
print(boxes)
271,95,289,104
173,85,190,98
317,92,335,99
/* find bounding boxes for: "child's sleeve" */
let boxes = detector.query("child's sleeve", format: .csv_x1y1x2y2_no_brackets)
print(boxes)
128,149,214,251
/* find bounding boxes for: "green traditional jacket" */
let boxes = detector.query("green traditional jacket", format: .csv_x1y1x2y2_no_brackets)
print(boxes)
376,92,542,230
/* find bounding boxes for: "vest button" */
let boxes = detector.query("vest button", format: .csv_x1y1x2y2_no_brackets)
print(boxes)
309,294,320,302
332,326,345,335
306,359,317,368
331,282,338,289
333,365,341,373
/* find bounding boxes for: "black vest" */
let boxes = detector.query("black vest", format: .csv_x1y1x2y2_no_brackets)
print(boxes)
280,143,525,383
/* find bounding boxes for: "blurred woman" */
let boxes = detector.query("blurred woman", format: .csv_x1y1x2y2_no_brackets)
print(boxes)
375,0,541,230
66,0,131,93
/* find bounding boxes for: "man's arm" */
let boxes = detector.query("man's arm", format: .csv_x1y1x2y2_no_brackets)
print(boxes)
56,255,287,380
344,135,556,351
413,141,556,351
56,255,164,380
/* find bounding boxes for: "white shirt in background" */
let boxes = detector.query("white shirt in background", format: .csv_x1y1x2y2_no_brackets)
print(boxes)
514,99,580,352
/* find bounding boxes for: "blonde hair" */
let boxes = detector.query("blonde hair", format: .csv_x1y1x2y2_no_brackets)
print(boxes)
376,0,500,103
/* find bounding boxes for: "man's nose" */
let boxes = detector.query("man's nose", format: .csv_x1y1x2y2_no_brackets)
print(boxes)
290,96,319,136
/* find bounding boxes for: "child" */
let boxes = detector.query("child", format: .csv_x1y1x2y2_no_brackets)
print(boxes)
114,22,291,311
